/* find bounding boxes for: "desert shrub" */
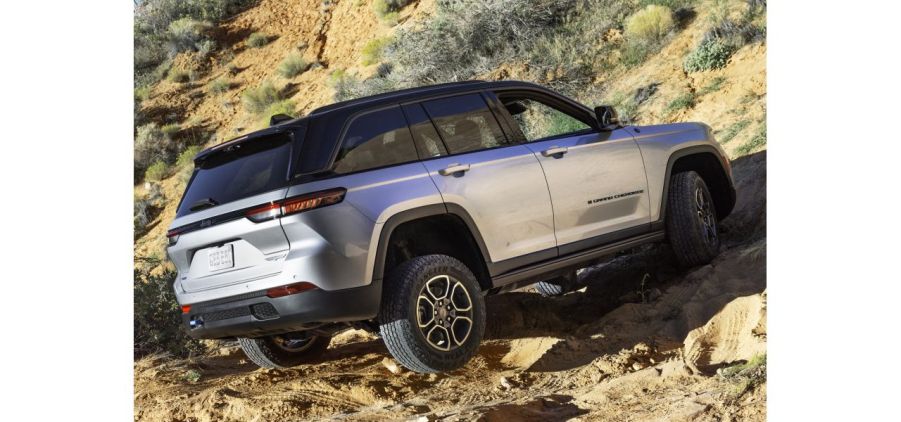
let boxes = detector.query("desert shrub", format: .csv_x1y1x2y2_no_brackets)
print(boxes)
247,32,269,48
241,81,280,114
177,145,203,168
705,0,766,47
196,38,217,59
278,53,308,78
624,5,674,43
208,76,231,94
719,119,750,144
373,0,412,19
135,123,175,175
735,124,766,155
161,123,181,139
376,62,394,78
683,39,735,72
145,160,170,182
328,69,365,102
665,91,695,114
167,68,191,83
134,86,152,102
134,268,205,358
167,18,212,54
361,37,392,66
134,0,256,84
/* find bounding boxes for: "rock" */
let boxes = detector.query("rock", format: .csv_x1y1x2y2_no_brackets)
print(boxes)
632,362,644,371
382,357,402,374
499,376,513,390
633,83,660,105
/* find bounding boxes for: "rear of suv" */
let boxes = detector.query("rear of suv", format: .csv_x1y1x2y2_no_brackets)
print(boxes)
167,80,735,373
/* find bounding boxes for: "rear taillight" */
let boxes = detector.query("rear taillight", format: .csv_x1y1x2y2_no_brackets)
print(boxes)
181,305,191,314
245,188,346,223
166,229,181,246
266,282,318,298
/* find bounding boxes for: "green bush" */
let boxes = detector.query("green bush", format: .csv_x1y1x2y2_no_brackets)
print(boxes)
684,39,735,72
135,123,173,175
624,5,674,43
361,37,392,66
167,18,212,54
134,268,205,358
698,76,727,95
665,92,695,114
177,145,203,168
277,53,308,78
208,76,231,94
167,69,191,83
161,123,181,139
145,160,170,181
134,86,152,102
247,32,269,48
242,81,280,114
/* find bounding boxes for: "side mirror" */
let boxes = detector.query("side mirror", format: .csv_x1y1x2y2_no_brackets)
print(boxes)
269,113,294,127
594,105,620,129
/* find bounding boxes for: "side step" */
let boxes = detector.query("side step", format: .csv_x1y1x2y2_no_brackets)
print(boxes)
491,230,665,288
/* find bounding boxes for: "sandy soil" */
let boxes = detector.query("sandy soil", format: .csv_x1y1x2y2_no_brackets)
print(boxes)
134,152,766,421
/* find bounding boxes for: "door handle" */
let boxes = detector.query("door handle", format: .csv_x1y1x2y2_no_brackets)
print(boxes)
541,146,568,158
438,163,471,176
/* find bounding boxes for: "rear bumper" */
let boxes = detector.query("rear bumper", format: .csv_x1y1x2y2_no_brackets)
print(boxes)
181,279,381,339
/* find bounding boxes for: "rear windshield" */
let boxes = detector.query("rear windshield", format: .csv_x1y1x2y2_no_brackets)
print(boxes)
176,133,293,218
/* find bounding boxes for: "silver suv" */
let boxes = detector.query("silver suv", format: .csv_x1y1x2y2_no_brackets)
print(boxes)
167,80,735,373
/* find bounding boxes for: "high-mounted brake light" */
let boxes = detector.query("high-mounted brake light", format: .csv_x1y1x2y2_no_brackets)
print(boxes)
245,188,346,223
266,282,318,298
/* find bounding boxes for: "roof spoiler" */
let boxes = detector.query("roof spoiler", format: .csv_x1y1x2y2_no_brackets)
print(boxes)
269,113,294,126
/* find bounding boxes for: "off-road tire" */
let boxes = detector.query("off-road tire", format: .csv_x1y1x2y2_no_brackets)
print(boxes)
237,334,330,369
378,254,486,373
666,171,721,267
535,271,579,297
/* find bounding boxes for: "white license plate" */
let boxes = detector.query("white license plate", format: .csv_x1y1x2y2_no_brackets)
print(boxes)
208,245,234,271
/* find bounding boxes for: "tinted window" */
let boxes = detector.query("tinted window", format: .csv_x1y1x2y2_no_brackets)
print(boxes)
502,98,592,141
421,94,511,154
333,106,418,174
403,103,447,158
177,134,292,217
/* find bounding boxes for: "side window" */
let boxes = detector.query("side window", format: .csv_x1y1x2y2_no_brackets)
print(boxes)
333,106,418,174
499,96,593,142
421,93,512,154
402,103,448,158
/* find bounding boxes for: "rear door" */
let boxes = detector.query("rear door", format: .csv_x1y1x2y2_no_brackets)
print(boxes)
491,90,651,253
410,93,557,265
167,130,296,293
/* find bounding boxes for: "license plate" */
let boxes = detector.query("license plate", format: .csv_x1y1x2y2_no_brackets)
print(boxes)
208,244,234,271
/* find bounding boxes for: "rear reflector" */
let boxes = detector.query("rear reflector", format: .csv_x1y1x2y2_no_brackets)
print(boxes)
266,282,318,298
246,188,346,223
181,305,191,314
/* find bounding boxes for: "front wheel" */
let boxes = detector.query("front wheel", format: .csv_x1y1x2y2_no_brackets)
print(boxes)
378,254,486,373
666,170,721,267
237,332,330,369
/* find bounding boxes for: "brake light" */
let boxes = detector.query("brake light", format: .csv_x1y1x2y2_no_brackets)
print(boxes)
245,188,346,222
181,305,191,314
166,229,181,246
266,282,318,298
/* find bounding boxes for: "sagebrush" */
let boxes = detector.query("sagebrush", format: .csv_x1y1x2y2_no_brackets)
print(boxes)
134,268,205,358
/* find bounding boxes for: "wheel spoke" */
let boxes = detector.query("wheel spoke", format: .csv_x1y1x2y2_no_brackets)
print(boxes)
426,325,452,351
450,316,473,346
450,281,472,312
417,295,435,328
425,275,451,301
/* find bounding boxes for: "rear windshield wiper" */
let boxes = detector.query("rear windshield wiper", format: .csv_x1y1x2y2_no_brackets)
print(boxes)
189,198,219,212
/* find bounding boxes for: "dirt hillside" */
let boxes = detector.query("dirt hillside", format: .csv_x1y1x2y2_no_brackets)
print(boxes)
135,0,767,420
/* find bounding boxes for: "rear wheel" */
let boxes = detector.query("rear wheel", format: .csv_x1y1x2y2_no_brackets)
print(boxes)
237,332,330,369
666,171,721,267
378,254,486,373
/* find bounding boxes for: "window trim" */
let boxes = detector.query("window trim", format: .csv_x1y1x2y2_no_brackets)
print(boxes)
413,91,520,158
325,103,421,176
490,88,602,144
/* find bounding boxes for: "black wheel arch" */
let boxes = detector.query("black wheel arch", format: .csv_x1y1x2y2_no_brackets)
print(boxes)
655,145,736,230
372,204,494,292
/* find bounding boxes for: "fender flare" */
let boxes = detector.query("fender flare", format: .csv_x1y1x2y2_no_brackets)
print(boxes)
371,203,493,283
652,144,736,230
